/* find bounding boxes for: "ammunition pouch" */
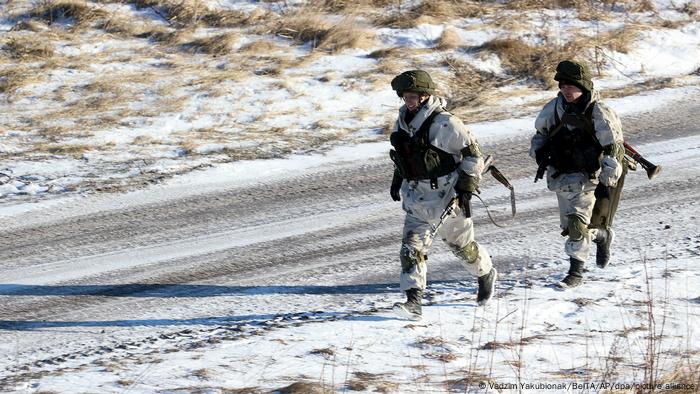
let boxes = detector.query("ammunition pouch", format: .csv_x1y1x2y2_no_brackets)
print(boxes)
389,111,457,181
549,127,602,177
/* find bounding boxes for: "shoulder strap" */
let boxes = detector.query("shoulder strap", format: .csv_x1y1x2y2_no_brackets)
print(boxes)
549,100,597,140
416,108,442,144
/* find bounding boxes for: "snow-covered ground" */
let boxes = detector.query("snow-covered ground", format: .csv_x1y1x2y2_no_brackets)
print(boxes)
1,0,699,202
3,90,698,393
1,0,699,393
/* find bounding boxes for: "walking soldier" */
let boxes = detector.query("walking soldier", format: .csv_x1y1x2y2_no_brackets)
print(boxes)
388,70,497,320
530,60,626,288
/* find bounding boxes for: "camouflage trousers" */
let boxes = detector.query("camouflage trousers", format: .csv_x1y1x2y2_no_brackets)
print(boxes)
553,174,606,262
399,176,492,292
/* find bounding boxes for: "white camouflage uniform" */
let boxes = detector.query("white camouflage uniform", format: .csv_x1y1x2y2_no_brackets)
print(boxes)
394,96,492,291
530,90,624,262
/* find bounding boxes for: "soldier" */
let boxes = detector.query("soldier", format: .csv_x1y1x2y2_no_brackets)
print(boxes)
530,60,625,288
388,70,497,320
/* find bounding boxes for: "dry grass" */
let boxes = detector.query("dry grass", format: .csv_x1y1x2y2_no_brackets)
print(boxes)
239,39,279,54
503,0,580,10
182,32,239,55
0,66,44,96
437,26,462,50
33,143,92,157
595,26,640,54
309,347,335,357
276,381,334,394
316,20,376,53
473,37,582,88
367,46,404,59
267,11,332,46
111,0,269,28
321,0,394,13
657,361,700,392
190,368,210,380
679,1,698,18
3,35,55,59
441,56,496,107
28,0,108,26
375,0,489,28
9,20,48,32
345,371,399,393
412,0,486,19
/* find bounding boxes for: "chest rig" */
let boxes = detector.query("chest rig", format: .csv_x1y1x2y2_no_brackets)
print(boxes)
389,109,458,188
548,101,603,178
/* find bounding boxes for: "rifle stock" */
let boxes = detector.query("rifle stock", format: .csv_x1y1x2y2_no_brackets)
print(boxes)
623,142,660,180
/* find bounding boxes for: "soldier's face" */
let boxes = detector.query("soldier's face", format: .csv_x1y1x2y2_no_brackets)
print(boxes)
560,84,583,103
402,92,429,112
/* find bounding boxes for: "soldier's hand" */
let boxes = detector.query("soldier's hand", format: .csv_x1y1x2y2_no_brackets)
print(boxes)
599,155,622,187
535,148,548,166
594,183,611,199
390,170,403,202
457,191,472,218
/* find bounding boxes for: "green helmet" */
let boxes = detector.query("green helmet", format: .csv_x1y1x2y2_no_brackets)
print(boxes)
391,70,437,97
554,60,593,92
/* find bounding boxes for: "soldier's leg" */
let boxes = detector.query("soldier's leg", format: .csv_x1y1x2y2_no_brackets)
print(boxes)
399,213,432,292
440,210,496,305
441,213,492,277
393,213,432,319
556,187,597,262
556,182,597,288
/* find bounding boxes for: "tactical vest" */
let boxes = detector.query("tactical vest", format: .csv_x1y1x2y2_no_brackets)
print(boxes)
389,110,457,183
548,102,603,177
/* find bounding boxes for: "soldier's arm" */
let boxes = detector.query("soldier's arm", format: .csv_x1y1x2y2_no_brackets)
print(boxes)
530,98,558,160
443,115,484,177
593,102,625,187
592,102,625,160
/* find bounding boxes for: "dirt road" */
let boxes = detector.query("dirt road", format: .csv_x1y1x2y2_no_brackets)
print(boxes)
1,97,698,387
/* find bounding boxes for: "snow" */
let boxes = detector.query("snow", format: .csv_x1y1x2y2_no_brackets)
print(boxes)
1,0,699,392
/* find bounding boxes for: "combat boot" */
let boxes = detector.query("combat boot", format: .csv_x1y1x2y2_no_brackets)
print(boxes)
594,228,615,268
477,267,497,306
558,258,584,289
393,288,423,320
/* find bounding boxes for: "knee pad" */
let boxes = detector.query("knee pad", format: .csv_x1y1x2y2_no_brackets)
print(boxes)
453,241,479,264
400,244,426,273
567,215,588,241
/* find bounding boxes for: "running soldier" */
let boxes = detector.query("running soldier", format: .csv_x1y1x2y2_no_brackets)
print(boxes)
389,70,497,320
530,60,625,288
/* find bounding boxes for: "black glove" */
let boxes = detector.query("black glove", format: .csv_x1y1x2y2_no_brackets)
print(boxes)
390,170,403,202
456,191,472,218
455,172,478,218
535,147,548,166
594,183,611,200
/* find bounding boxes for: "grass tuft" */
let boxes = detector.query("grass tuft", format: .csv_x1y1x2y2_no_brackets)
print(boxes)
437,26,462,49
28,0,108,25
182,32,239,55
3,35,55,59
277,381,334,394
317,20,376,53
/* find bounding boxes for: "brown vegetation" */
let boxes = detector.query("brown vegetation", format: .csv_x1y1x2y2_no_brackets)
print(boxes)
317,21,376,53
182,32,239,55
375,0,490,28
276,381,334,394
437,26,462,50
3,35,55,59
28,0,108,25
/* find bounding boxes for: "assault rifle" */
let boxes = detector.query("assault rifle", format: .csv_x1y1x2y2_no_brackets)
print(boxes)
624,142,661,180
428,155,516,239
535,142,660,182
